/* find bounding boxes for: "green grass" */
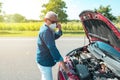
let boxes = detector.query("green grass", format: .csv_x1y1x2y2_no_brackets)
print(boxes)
0,30,85,37
0,30,39,37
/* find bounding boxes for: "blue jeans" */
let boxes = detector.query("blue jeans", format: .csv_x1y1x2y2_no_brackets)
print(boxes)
37,63,53,80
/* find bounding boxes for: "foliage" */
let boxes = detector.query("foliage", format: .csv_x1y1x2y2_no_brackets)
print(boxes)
0,21,120,37
0,15,4,22
116,16,120,22
0,22,43,31
95,5,116,21
62,22,83,31
0,21,83,31
0,21,84,37
40,0,68,23
0,21,120,32
4,14,26,23
0,2,4,22
0,2,2,13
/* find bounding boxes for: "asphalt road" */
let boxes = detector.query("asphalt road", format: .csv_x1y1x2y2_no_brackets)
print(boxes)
0,37,88,80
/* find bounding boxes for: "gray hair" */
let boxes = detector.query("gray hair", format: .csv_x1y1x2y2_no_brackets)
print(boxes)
45,11,58,19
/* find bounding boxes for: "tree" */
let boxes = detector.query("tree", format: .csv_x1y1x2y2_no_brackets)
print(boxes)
0,2,2,13
12,14,26,22
95,5,116,21
5,14,26,22
116,16,120,22
0,15,4,22
40,0,68,22
0,2,4,22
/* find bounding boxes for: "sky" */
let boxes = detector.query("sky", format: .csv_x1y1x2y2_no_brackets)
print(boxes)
0,0,120,20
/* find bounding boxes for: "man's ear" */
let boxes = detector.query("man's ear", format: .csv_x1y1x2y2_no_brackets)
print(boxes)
44,18,47,22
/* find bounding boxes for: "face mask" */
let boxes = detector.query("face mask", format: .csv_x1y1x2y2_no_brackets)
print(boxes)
49,23,56,31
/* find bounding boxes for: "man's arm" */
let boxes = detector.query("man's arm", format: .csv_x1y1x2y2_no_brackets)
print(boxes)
55,23,62,40
42,29,63,62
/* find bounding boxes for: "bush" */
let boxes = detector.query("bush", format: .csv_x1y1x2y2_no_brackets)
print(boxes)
0,21,120,32
62,22,83,32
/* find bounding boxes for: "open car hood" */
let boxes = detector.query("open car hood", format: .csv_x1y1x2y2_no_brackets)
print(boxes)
79,10,120,51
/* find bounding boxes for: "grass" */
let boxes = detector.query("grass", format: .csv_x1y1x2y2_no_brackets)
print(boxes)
0,30,85,37
0,30,39,37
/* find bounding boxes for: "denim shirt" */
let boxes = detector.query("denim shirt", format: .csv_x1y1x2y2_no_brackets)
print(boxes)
36,24,63,67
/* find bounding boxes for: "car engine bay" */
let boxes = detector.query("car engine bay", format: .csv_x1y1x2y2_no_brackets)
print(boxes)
66,46,120,80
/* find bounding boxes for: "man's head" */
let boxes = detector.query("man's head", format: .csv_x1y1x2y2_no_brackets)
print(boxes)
45,11,58,22
44,11,58,30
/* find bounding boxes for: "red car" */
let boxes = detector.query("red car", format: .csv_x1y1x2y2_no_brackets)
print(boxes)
58,10,120,80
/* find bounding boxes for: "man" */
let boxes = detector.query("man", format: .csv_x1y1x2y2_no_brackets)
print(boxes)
36,11,69,80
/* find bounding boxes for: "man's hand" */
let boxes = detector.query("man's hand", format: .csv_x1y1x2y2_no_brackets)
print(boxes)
56,23,62,30
59,61,69,73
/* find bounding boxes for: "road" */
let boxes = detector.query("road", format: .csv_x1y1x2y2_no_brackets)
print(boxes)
0,37,88,80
